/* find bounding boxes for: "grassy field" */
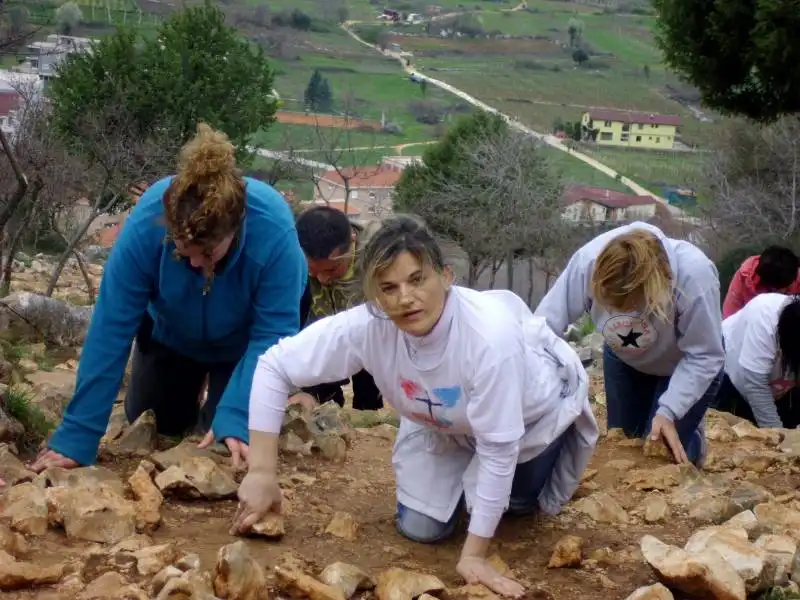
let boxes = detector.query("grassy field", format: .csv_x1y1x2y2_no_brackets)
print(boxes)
264,28,473,144
20,0,708,196
581,146,707,190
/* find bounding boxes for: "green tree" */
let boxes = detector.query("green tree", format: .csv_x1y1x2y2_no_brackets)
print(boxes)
572,48,588,66
56,2,83,36
316,78,333,113
304,69,323,110
8,5,29,38
652,0,800,121
567,18,583,48
304,69,333,113
50,4,277,159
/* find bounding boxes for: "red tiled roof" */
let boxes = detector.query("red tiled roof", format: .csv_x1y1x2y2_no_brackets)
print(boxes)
585,108,681,127
0,91,19,117
318,164,403,189
563,186,656,209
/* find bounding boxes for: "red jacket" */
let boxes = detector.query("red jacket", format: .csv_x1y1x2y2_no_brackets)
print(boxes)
722,255,800,318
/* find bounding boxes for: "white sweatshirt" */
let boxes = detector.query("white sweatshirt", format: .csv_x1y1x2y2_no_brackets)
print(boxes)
722,293,795,428
534,222,725,422
250,286,593,538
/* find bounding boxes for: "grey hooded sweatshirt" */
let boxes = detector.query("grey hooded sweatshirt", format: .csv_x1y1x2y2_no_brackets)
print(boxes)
534,222,725,422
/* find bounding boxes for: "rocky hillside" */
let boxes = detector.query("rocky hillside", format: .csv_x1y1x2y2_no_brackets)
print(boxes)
0,265,799,600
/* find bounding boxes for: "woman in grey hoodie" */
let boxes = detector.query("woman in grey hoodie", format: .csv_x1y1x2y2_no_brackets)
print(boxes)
534,222,725,466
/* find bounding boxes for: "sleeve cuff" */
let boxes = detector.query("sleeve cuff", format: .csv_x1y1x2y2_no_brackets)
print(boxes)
655,405,677,422
467,512,503,539
48,422,101,466
212,405,250,443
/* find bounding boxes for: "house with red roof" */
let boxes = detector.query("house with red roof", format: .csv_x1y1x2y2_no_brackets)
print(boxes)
562,186,658,223
581,108,680,149
313,161,405,218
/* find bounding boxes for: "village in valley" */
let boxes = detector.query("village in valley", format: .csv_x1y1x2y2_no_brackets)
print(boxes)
0,1,799,600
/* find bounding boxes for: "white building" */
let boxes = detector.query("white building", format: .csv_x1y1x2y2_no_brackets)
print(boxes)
13,34,97,81
561,186,658,223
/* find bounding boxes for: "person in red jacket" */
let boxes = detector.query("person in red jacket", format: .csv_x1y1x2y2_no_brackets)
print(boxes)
723,246,800,318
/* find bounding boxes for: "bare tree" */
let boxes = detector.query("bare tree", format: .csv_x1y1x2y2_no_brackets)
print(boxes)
307,98,386,216
419,129,569,287
0,76,85,295
700,116,800,255
44,100,175,296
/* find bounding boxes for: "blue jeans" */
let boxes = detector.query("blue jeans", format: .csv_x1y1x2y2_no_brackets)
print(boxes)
603,344,720,465
395,431,567,543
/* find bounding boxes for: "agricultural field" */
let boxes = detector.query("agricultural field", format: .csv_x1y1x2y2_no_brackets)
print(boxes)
73,0,136,9
14,0,712,195
262,28,474,145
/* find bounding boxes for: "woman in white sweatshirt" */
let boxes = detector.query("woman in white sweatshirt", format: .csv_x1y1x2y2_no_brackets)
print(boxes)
534,223,725,466
715,293,800,428
234,216,598,597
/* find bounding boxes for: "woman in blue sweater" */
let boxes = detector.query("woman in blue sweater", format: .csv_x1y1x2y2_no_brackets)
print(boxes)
27,124,307,473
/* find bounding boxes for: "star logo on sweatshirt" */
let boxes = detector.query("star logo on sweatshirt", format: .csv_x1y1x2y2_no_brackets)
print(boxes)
618,329,643,348
602,315,658,353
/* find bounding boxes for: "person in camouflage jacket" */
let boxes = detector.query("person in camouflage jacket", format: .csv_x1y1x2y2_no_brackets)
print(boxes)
292,205,384,410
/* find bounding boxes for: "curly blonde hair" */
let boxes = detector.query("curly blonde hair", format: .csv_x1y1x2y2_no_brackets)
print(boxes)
163,123,245,250
590,230,674,321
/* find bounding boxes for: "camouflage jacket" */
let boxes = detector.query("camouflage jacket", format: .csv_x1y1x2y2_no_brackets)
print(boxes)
305,219,382,325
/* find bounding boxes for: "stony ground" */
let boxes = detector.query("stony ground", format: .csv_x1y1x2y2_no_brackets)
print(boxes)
2,371,800,600
0,260,800,599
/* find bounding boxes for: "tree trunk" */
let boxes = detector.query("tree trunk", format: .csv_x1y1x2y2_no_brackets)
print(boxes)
0,129,29,238
506,250,515,289
489,259,501,289
1,183,43,296
526,258,535,306
49,216,96,302
46,209,101,297
468,261,479,287
343,179,350,216
72,250,95,302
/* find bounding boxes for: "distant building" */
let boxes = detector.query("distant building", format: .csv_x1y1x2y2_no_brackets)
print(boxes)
13,34,96,82
313,162,405,217
581,109,680,149
0,70,45,139
562,186,658,223
0,79,20,138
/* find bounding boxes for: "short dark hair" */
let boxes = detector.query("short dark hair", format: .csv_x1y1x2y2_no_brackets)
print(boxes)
778,297,800,380
295,206,353,260
756,246,800,289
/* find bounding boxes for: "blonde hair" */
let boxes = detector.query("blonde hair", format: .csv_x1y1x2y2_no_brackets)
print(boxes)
590,230,674,320
163,123,245,249
360,215,446,305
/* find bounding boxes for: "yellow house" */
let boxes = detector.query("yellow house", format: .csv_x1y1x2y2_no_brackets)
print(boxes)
581,109,680,149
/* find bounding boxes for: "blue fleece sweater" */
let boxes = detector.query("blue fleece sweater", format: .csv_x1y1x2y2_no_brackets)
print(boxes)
48,176,307,465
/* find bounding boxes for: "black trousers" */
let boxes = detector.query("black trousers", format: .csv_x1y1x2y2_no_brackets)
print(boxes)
125,314,238,436
303,369,383,411
299,279,384,411
713,373,800,429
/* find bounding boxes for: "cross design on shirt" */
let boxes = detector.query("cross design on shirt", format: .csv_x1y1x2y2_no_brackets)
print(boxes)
412,393,443,420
